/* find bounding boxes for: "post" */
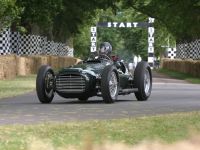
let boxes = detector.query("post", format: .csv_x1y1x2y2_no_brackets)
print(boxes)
90,26,97,53
148,17,155,69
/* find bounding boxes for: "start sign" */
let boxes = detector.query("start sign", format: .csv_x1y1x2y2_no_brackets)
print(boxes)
90,27,97,52
90,17,155,68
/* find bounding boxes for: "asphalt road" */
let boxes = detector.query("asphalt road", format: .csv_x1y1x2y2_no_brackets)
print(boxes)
0,73,200,125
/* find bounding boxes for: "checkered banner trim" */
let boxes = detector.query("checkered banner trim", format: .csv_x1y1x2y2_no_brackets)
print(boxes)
167,48,177,59
0,29,73,57
0,29,11,55
176,39,200,60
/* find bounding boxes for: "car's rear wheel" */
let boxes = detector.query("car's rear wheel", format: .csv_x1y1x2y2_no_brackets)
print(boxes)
134,61,152,101
101,65,119,103
36,65,55,103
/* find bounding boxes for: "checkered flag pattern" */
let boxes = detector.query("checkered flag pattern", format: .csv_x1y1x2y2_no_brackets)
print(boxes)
0,29,11,55
45,41,55,55
176,39,200,60
0,28,73,56
167,48,176,59
43,41,70,56
17,34,43,55
10,32,20,53
67,48,74,57
40,37,47,55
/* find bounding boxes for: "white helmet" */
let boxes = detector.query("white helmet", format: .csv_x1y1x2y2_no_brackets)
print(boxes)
99,42,112,56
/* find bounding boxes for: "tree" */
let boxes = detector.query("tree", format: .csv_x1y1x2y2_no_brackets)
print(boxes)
15,0,119,42
53,0,119,44
0,0,20,31
73,24,91,58
16,0,62,37
123,0,200,42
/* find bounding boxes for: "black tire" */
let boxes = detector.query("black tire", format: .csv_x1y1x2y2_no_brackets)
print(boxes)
36,65,55,103
78,96,89,102
134,61,152,101
101,65,119,103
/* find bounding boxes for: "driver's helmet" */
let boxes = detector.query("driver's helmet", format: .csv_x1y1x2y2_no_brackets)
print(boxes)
99,42,112,56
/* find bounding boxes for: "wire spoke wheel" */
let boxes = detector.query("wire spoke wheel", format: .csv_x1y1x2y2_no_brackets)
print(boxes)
101,65,119,103
44,71,54,97
109,72,118,99
134,61,152,101
144,69,151,95
36,65,55,103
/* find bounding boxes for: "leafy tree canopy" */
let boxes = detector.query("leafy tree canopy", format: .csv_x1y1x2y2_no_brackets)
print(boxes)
15,0,119,41
0,0,199,58
3,0,199,42
0,0,20,31
123,0,200,42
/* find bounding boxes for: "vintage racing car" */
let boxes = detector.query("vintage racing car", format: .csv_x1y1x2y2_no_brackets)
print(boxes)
36,42,152,103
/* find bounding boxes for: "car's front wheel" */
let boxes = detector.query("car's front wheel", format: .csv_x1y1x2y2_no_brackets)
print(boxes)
134,61,152,101
101,65,119,103
36,65,55,103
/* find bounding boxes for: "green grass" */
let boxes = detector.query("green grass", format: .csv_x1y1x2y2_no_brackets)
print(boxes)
0,75,36,99
157,68,200,84
0,112,200,149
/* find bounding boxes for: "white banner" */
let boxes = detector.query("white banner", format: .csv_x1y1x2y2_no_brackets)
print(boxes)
90,26,97,52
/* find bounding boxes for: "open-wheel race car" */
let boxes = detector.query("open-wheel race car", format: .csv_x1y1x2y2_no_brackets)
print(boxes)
36,42,152,104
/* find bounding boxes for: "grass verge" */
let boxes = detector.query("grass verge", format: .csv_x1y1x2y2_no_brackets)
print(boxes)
157,68,200,84
0,75,36,99
0,112,200,150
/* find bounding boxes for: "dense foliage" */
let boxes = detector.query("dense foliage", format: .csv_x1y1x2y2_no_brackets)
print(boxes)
0,0,199,58
123,0,200,42
16,0,62,36
14,0,118,42
0,0,20,31
74,8,175,60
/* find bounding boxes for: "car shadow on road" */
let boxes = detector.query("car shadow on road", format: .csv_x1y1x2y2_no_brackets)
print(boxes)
50,99,137,105
0,99,138,105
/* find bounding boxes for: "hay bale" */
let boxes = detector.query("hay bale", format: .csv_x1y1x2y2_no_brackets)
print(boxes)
0,57,5,79
34,56,49,73
24,57,30,75
17,56,36,75
58,56,65,69
8,56,16,79
0,55,80,80
162,58,200,77
196,61,200,77
192,61,198,77
24,57,35,75
16,56,27,76
49,56,59,69
0,62,4,79
39,56,49,65
0,55,17,79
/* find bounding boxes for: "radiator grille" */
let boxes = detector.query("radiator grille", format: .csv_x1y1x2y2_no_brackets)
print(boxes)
56,74,86,93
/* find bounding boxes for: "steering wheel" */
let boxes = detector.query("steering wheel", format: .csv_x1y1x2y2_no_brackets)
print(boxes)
98,54,112,61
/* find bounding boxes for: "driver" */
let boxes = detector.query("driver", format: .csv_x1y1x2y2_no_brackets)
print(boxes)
99,42,126,73
99,42,112,58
